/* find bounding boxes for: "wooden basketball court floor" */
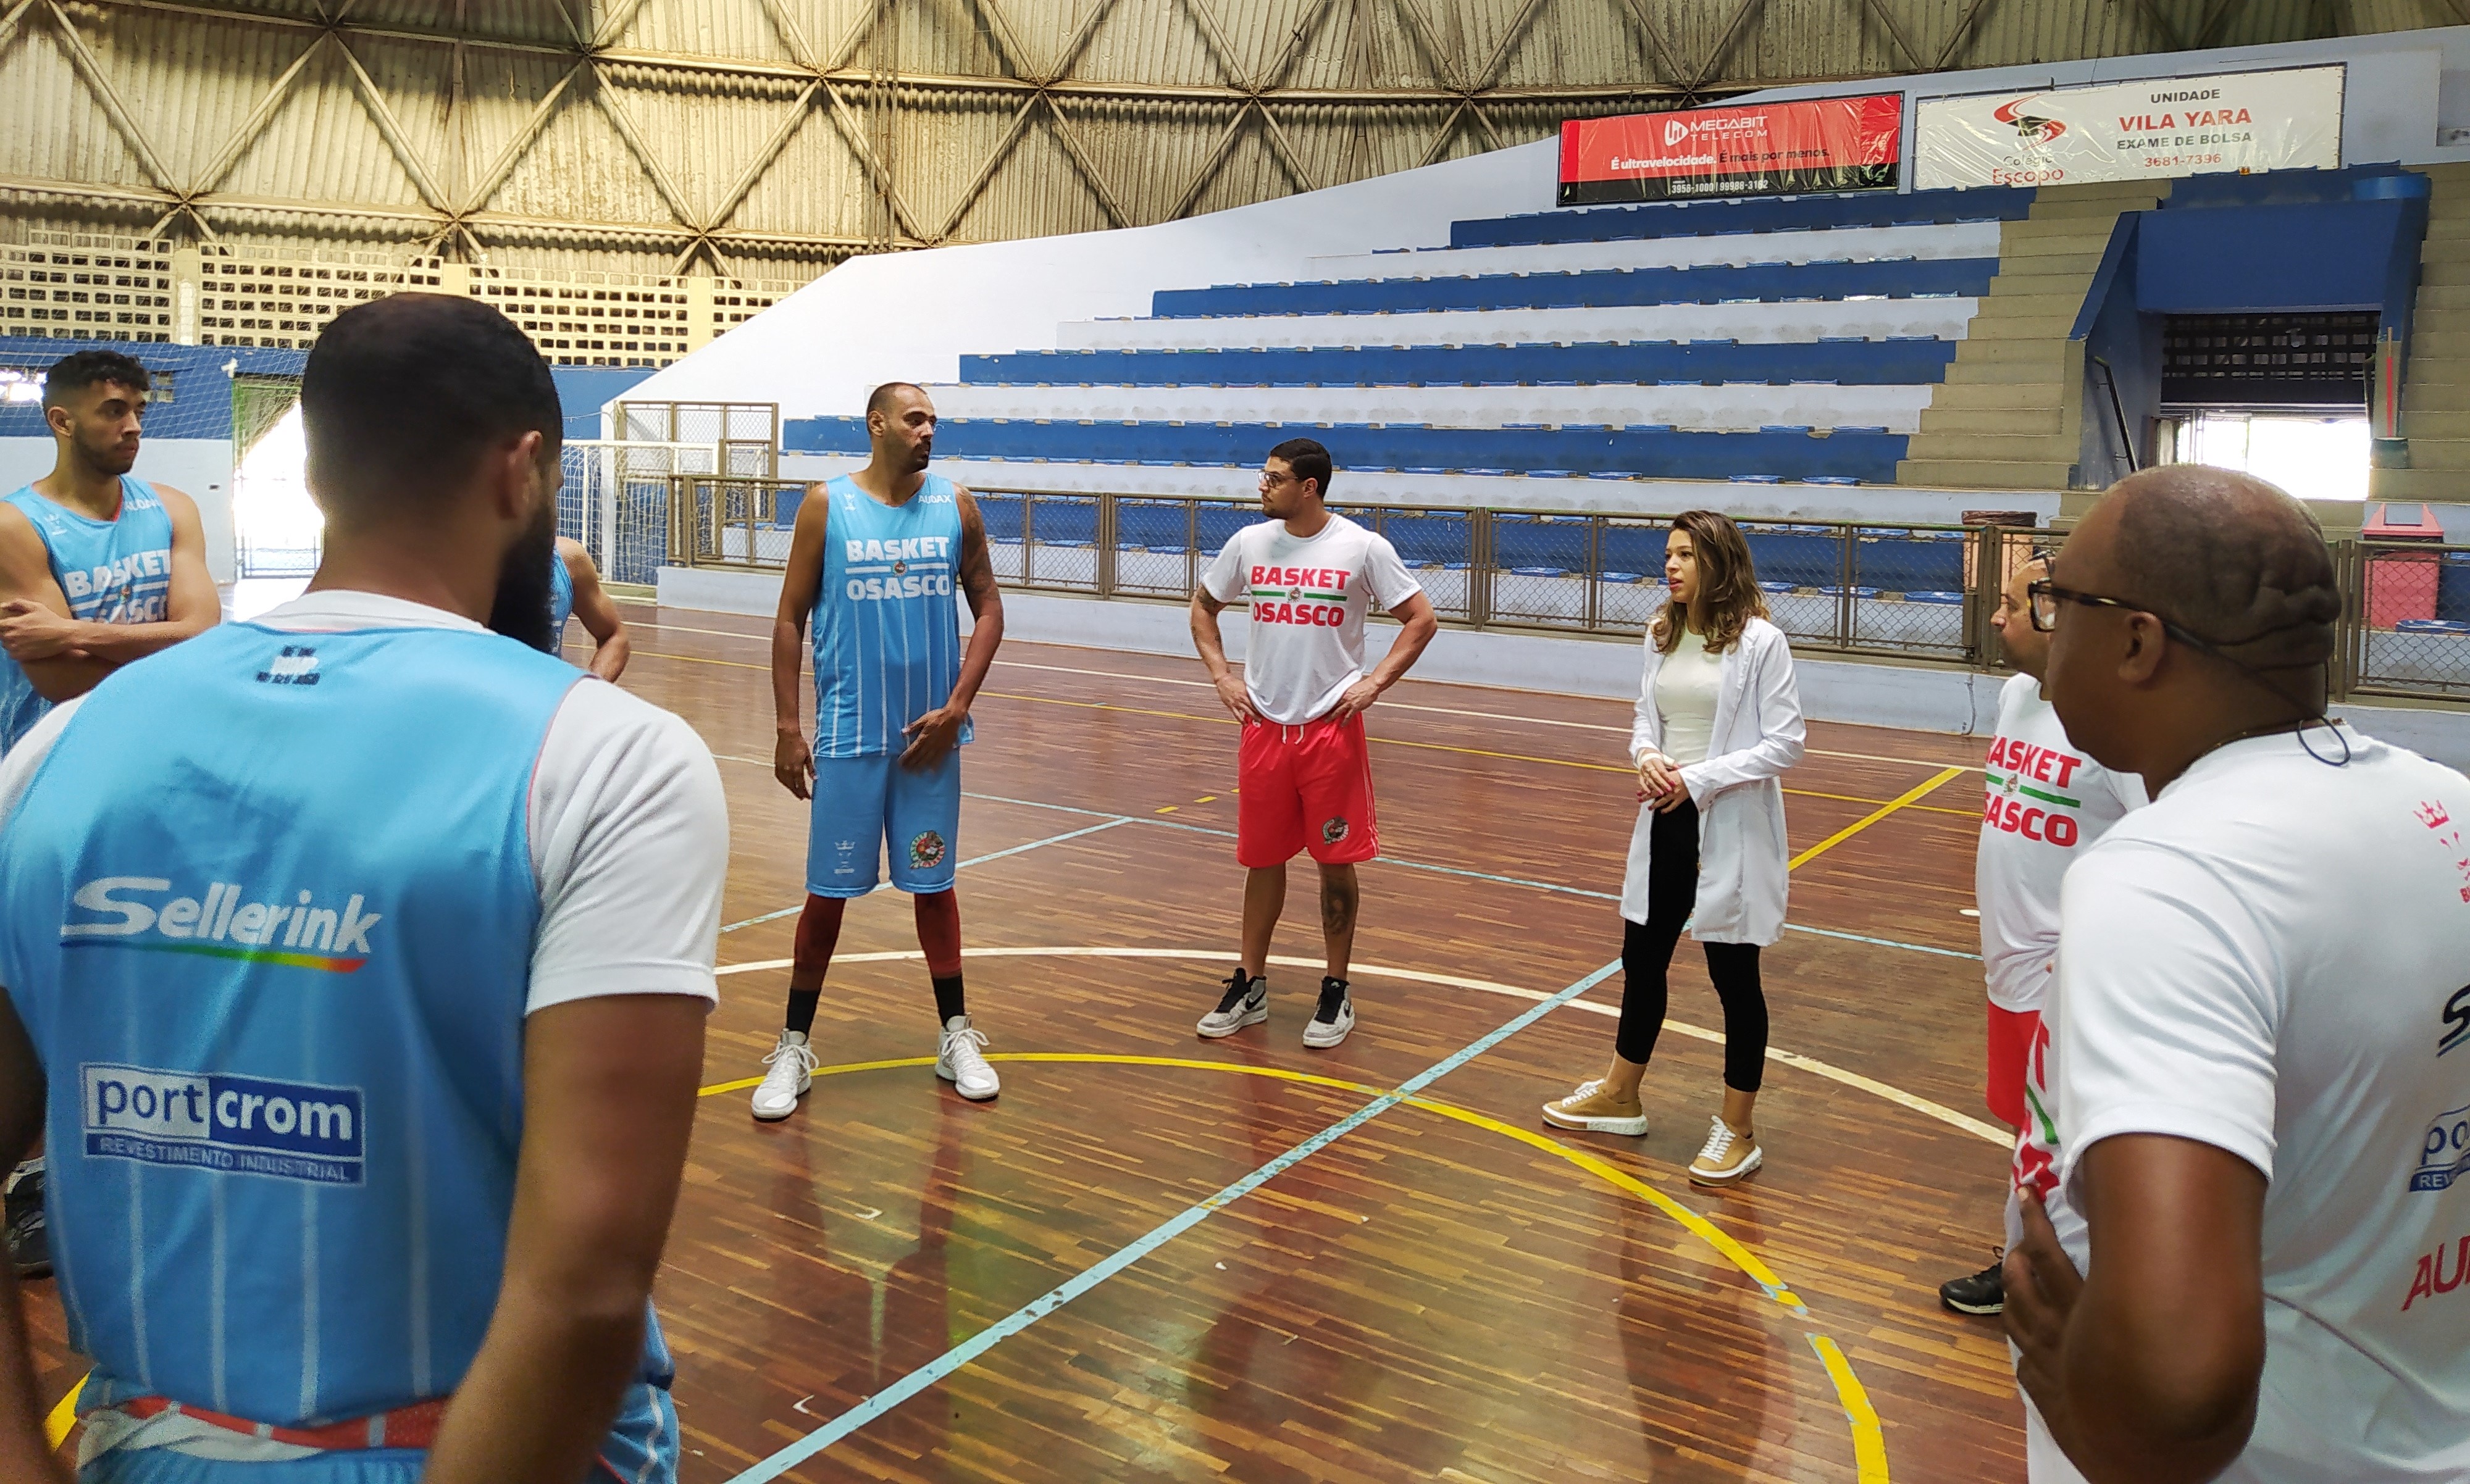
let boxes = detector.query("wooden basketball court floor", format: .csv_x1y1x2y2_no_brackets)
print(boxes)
26,601,2030,1483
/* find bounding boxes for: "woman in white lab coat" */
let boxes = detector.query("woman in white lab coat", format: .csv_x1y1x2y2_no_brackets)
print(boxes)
1543,509,1805,1186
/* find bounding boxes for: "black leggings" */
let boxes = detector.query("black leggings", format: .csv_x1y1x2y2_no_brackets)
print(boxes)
1617,797,1769,1092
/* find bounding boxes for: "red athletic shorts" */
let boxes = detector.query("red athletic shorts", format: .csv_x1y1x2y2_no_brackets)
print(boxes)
1985,1003,2040,1135
1236,713,1379,868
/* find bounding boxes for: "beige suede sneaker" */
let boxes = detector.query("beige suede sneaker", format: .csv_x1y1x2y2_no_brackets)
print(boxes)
1541,1078,1649,1136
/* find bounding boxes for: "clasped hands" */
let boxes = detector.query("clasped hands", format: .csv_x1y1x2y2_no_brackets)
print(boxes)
1635,750,1692,813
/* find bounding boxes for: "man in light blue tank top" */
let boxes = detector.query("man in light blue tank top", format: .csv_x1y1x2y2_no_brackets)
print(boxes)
0,349,217,753
752,382,1007,1121
525,536,630,680
0,294,724,1484
0,349,219,1286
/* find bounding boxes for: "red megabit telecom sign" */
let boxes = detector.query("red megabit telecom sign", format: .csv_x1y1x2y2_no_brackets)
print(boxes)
1559,94,1904,206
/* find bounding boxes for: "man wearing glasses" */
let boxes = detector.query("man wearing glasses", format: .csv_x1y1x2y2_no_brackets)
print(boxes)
2003,465,2470,1483
1937,550,2143,1339
1189,438,1436,1048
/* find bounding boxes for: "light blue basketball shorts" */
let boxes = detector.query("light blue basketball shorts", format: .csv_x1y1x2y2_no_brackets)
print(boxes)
805,748,963,898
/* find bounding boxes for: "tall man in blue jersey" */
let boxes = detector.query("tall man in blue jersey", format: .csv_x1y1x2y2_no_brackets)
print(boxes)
0,294,726,1483
754,381,1006,1120
0,349,219,1282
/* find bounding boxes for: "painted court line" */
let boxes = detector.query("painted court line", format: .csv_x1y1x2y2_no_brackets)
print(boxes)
955,788,1981,962
613,609,1981,775
701,771,1975,962
716,818,1128,933
724,957,1625,1483
699,1048,1888,1480
706,947,2009,1146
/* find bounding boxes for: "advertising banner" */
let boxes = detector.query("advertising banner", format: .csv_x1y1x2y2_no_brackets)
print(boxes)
1914,64,2344,191
1559,95,1903,207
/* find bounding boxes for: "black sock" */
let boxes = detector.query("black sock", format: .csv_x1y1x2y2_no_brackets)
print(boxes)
785,989,819,1036
932,973,966,1024
1320,975,1349,1001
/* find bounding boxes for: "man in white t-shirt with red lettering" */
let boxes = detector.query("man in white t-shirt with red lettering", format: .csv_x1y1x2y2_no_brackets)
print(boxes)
2004,465,2470,1483
1189,438,1437,1048
1938,553,2145,1324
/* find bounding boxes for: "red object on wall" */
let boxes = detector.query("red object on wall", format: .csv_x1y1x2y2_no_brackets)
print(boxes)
1558,95,1903,206
2364,501,2444,630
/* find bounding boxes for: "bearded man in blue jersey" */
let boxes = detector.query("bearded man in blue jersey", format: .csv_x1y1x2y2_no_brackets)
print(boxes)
0,294,726,1484
753,381,1007,1121
0,349,219,1284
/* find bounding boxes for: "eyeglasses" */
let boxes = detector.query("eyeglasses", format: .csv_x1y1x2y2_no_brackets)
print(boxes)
2026,580,2243,665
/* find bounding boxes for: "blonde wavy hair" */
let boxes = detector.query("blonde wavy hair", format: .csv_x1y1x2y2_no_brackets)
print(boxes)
1651,509,1767,656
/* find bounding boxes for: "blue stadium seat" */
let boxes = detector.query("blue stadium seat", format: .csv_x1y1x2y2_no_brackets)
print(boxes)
1447,186,2036,249
1149,259,1999,319
958,341,1957,389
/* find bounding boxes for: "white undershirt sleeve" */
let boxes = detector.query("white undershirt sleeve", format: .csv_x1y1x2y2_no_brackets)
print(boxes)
2054,838,2282,1193
526,680,729,1015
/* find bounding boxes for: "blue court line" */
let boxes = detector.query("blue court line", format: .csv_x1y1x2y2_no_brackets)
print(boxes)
960,791,1982,963
723,956,1624,1483
717,818,1130,934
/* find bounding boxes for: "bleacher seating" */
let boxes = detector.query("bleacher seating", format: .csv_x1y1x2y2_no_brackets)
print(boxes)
785,185,2040,491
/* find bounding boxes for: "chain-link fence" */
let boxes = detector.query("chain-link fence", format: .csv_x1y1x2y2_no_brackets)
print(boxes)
561,440,721,585
2351,541,2470,699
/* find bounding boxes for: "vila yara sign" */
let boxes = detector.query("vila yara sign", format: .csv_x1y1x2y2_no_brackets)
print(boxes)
1559,95,1903,206
1914,64,2344,190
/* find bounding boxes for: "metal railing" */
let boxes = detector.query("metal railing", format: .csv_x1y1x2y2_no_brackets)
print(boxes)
660,481,2470,704
2348,540,2470,701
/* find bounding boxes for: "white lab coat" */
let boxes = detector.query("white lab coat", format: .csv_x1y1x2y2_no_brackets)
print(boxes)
1620,615,1806,943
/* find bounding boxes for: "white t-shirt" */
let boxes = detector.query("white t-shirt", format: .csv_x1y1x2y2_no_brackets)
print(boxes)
1978,672,2145,1013
0,591,728,1015
1651,627,1722,767
2048,727,2470,1483
1200,514,1421,725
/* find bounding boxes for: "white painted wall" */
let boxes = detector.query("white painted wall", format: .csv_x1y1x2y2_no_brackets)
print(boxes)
0,435,238,583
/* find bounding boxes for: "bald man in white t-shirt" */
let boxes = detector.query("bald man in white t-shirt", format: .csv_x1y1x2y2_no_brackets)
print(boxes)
2006,467,2470,1483
1189,438,1436,1050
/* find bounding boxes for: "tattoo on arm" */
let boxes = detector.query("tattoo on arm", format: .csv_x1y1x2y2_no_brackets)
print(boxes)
957,496,1001,610
1196,590,1228,617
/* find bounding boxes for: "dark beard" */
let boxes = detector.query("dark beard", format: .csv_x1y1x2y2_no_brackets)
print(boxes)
487,499,559,652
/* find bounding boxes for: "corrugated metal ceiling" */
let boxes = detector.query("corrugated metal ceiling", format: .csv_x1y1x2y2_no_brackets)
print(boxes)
0,0,2453,281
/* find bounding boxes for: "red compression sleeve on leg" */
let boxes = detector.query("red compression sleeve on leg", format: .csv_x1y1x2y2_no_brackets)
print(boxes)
913,890,963,978
790,894,848,992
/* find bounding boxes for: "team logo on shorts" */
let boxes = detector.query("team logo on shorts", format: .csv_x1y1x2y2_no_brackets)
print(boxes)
1321,817,1350,845
910,831,948,870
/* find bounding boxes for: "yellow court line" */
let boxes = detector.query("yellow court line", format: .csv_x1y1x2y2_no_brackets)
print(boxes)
1811,1335,1893,1482
708,946,2011,1145
626,643,1973,817
701,1048,1882,1477
1788,765,1967,872
44,1373,82,1451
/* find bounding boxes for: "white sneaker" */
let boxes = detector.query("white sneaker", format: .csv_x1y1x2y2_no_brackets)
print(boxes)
937,1016,1000,1101
1301,978,1355,1049
1197,970,1267,1039
1687,1115,1763,1186
751,1031,818,1122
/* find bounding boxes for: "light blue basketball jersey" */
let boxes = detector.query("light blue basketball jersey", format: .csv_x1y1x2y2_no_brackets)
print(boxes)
811,473,970,759
546,546,575,656
0,621,675,1457
0,477,175,751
